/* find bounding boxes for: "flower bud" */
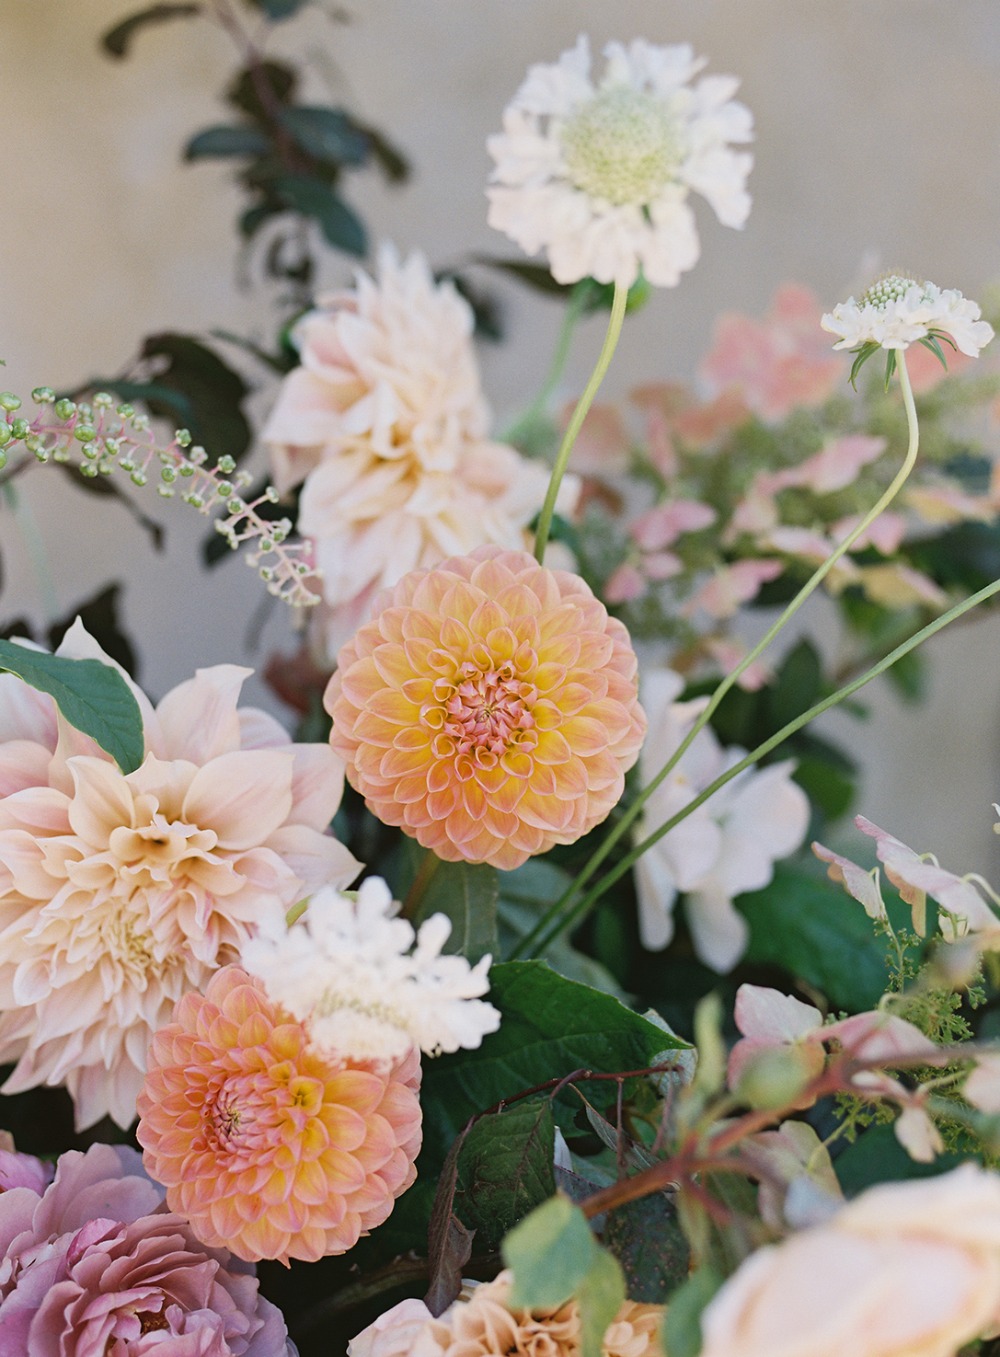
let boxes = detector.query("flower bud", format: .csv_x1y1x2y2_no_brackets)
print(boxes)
734,1045,821,1110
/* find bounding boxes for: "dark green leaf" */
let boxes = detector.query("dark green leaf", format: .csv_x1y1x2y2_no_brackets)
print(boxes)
740,862,890,1011
416,860,499,964
360,125,411,183
793,754,855,821
242,0,310,17
239,202,283,241
883,647,926,703
277,106,370,165
425,1129,475,1316
101,3,201,58
765,639,822,728
268,175,367,255
834,1121,965,1196
605,1192,689,1303
455,1099,555,1251
137,334,252,462
184,124,272,161
226,61,297,120
420,961,682,1162
0,640,144,773
662,1266,723,1357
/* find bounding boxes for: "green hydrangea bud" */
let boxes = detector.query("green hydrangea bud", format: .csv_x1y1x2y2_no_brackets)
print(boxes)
734,1045,820,1111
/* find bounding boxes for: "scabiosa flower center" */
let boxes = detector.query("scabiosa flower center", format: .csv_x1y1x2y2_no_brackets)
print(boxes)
437,659,538,758
560,86,684,206
859,274,919,309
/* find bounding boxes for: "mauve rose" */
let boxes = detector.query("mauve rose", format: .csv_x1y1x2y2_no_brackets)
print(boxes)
0,1143,294,1355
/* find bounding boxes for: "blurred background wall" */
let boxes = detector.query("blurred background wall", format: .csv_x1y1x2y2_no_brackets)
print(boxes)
2,0,1000,870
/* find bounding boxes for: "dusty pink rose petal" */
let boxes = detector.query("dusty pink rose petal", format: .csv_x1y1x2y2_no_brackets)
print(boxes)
0,1143,292,1355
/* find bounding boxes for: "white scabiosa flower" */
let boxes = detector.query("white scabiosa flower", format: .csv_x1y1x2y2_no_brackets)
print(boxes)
487,35,753,287
822,276,994,384
241,876,501,1068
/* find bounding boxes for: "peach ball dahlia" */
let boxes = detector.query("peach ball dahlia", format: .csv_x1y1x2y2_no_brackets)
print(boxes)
136,966,422,1265
326,547,646,871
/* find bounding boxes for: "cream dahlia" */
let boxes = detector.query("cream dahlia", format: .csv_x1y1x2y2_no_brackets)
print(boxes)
326,546,646,871
136,965,422,1265
262,245,572,658
348,1272,663,1357
487,35,753,286
241,874,500,1068
0,622,360,1129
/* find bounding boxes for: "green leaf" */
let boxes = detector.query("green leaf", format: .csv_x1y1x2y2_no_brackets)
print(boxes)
101,3,201,58
419,961,682,1162
474,256,573,298
268,175,367,255
242,0,310,18
662,1266,723,1357
765,639,822,728
0,640,144,773
226,61,296,120
741,861,890,1011
184,124,272,160
503,1194,597,1309
137,334,252,462
277,106,370,165
416,859,499,964
578,1248,627,1357
605,1192,690,1303
834,1121,965,1195
455,1099,555,1251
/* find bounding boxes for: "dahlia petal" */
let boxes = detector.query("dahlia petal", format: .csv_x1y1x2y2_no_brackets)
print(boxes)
182,750,294,851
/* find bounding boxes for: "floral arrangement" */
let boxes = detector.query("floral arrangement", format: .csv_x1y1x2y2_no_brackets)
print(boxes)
4,8,1000,1357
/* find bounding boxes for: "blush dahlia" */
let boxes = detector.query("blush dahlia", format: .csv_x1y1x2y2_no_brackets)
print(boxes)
325,547,646,870
136,966,422,1265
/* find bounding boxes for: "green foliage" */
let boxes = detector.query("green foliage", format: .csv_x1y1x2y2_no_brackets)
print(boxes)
503,1196,626,1357
741,862,891,1010
662,1266,723,1357
419,962,683,1161
0,640,144,773
604,1192,690,1303
102,3,201,58
185,125,272,160
454,1099,556,1252
414,859,499,965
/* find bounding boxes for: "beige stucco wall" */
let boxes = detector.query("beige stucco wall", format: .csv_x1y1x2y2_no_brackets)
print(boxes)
2,1,1000,873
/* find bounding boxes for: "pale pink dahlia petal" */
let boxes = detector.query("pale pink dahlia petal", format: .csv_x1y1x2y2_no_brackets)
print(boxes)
0,625,358,1131
326,546,645,870
137,967,422,1265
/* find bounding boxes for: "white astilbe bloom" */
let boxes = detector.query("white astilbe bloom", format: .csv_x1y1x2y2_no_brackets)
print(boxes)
634,668,810,971
241,876,501,1068
487,35,753,287
822,276,995,356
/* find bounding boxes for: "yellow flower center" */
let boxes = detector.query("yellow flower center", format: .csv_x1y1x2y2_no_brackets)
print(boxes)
561,86,683,206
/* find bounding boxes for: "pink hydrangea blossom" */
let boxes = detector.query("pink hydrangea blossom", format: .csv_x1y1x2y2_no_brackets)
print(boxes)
0,622,360,1129
699,284,844,420
0,1142,292,1354
682,559,783,620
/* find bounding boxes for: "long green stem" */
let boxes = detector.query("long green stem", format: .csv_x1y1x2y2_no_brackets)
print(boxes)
514,352,920,959
533,280,628,562
527,570,1000,954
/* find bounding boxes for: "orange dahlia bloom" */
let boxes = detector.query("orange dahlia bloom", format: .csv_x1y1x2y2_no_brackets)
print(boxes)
326,546,646,870
136,966,421,1265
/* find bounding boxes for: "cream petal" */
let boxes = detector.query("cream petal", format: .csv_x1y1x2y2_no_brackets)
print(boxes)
154,664,253,762
66,758,135,848
182,749,294,850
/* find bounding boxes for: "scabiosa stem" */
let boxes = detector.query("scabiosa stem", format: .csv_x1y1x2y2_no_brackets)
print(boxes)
533,279,628,562
516,351,923,958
